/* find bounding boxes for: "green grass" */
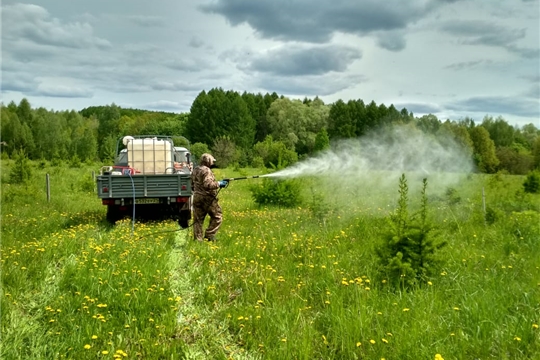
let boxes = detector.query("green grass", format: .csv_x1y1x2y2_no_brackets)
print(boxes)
1,161,539,359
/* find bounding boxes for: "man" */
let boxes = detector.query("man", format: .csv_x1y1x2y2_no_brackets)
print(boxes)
191,153,228,241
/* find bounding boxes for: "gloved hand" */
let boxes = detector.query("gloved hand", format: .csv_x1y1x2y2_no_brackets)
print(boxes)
218,180,228,188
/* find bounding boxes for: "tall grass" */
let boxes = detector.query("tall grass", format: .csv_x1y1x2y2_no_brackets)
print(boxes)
1,161,539,359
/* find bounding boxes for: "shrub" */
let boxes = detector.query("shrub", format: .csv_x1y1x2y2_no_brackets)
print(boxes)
376,174,446,289
9,149,32,184
250,178,302,208
523,171,540,193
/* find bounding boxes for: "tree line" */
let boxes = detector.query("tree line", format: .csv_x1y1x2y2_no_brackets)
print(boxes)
1,88,539,174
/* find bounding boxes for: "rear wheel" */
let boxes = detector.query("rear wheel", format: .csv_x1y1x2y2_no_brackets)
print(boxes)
178,210,191,229
106,205,120,224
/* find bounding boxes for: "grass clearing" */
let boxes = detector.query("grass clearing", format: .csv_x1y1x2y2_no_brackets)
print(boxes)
1,161,539,359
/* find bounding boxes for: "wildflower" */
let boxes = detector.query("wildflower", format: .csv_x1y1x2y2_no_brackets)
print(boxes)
281,338,287,342
435,354,444,360
102,350,109,355
84,344,91,349
356,342,362,347
382,338,388,343
453,307,460,311
514,336,521,341
533,324,538,329
403,308,410,312
92,335,98,339
370,339,376,344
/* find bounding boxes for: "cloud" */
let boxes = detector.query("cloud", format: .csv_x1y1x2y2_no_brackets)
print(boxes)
256,73,365,96
126,15,165,27
376,31,406,52
448,96,540,118
199,0,434,44
31,84,94,98
143,100,189,111
2,3,111,49
394,102,442,115
440,20,538,58
444,60,493,71
241,44,362,76
151,81,203,92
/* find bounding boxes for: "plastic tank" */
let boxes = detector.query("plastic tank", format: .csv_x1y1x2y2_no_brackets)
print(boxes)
126,138,174,174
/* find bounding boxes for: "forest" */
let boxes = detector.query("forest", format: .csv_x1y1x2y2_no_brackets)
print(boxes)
1,87,539,174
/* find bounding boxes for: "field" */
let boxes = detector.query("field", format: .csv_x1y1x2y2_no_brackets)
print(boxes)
1,160,539,359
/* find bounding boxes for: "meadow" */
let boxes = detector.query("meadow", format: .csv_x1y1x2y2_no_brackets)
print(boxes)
1,160,539,359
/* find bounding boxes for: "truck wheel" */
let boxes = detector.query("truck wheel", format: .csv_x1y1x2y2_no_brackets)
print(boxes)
106,205,120,224
178,210,191,229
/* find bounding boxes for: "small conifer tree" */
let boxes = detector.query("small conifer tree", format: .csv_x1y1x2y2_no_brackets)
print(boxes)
9,149,32,184
376,175,446,289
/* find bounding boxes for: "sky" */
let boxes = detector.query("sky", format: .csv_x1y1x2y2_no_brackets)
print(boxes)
1,0,539,128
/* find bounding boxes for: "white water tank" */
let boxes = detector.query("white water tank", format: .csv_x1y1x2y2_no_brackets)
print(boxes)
126,138,174,174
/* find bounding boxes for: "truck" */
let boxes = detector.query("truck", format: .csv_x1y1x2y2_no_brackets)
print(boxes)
96,135,193,227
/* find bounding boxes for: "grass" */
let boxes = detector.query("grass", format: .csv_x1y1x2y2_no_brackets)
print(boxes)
1,160,539,359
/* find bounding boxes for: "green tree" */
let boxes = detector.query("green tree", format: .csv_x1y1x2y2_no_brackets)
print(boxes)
327,99,355,139
470,126,499,173
190,142,211,164
481,115,515,148
313,128,330,153
253,136,298,168
211,136,237,168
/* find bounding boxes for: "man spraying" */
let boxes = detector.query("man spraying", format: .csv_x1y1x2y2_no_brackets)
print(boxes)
191,153,228,241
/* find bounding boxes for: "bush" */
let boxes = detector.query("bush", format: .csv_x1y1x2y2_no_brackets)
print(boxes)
9,149,32,184
250,178,302,208
376,175,446,289
523,171,540,193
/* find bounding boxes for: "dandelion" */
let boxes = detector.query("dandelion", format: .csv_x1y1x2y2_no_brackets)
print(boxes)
84,344,91,349
533,324,538,329
102,350,109,355
370,339,376,344
281,338,287,342
382,338,388,343
435,354,444,360
453,307,460,311
356,342,362,347
514,336,521,341
92,335,98,339
403,308,410,312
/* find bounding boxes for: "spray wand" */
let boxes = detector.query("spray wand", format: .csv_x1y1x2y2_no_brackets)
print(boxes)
222,175,264,181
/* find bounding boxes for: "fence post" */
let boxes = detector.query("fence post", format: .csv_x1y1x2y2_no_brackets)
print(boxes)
46,173,50,202
482,187,486,225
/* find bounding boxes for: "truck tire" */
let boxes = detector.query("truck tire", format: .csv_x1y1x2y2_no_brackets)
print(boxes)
106,205,120,224
178,210,191,229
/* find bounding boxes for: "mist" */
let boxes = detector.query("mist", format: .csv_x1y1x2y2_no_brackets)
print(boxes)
266,125,474,207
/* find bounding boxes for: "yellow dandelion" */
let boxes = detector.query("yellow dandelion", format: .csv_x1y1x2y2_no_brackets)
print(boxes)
102,350,109,355
84,344,91,349
435,354,444,360
92,335,98,339
356,342,362,347
281,338,287,342
370,339,376,344
403,308,410,312
514,336,521,341
533,324,539,329
382,338,388,343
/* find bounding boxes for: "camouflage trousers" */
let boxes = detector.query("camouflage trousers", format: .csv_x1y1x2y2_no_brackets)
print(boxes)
192,194,222,241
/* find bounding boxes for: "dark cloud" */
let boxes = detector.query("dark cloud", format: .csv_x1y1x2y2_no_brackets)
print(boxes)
241,44,361,76
199,0,432,44
448,96,540,118
440,20,538,58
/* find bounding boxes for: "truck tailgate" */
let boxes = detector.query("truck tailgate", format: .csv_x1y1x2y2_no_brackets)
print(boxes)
97,174,191,198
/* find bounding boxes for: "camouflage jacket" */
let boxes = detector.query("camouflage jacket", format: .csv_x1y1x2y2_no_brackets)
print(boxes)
191,165,219,197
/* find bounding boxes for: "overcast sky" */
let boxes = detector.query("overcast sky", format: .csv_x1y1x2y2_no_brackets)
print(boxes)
1,0,539,127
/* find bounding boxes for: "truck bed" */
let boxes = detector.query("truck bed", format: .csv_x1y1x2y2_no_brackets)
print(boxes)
97,173,192,198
